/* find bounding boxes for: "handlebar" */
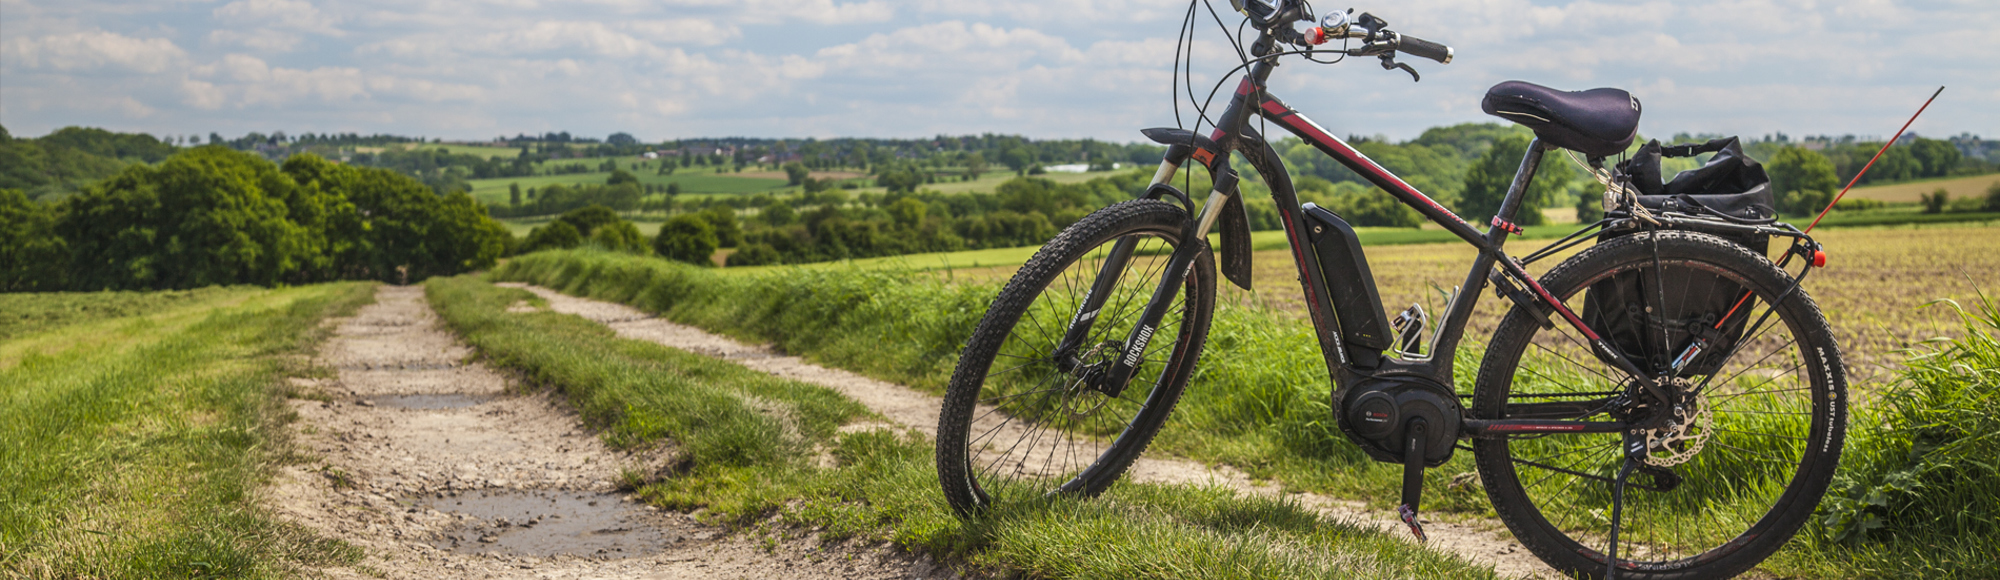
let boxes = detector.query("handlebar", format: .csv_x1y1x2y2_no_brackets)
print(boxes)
1392,33,1453,64
1294,11,1455,68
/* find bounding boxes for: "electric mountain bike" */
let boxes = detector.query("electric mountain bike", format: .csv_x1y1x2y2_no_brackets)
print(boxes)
935,3,1845,578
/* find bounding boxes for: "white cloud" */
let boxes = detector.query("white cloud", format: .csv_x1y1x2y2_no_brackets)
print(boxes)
213,0,343,36
1,0,1994,141
207,29,305,52
4,30,186,73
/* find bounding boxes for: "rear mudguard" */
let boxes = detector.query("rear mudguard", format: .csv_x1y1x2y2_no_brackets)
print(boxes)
1142,127,1253,291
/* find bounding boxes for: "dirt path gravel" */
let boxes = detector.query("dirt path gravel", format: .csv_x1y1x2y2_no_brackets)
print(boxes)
268,285,951,579
501,283,1558,579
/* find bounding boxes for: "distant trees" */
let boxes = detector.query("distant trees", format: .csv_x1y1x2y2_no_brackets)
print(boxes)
962,153,987,180
1001,147,1035,176
0,189,68,291
1457,134,1571,226
23,148,507,291
783,162,810,186
1766,147,1840,215
695,206,741,248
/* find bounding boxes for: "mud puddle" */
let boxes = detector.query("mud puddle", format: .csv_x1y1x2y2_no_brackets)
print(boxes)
416,490,679,558
364,393,494,409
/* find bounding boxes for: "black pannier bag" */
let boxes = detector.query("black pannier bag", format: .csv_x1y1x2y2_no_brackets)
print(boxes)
1584,137,1777,376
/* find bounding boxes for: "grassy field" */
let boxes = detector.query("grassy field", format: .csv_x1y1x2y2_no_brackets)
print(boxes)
494,231,2000,577
395,143,522,159
1845,172,2000,203
426,274,1498,578
0,283,374,577
466,170,788,206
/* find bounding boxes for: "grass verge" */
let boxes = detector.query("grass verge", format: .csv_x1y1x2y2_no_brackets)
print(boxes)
0,282,375,578
426,273,1497,578
1776,295,2000,578
493,248,2000,577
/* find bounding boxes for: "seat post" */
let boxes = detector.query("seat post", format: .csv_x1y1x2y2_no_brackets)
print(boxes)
1486,138,1550,245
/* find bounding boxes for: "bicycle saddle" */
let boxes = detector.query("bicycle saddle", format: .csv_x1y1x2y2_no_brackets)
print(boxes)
1481,80,1641,158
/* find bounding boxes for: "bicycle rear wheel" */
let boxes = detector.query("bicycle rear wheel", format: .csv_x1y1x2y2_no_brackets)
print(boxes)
1474,230,1846,579
936,199,1216,516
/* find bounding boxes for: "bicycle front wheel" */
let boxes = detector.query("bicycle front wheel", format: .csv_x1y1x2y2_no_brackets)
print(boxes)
936,199,1216,516
1473,230,1847,579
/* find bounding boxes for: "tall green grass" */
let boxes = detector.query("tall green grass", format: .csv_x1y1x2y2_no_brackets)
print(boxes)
496,248,2000,577
491,249,1490,513
425,274,1497,578
1793,295,2000,578
0,283,373,578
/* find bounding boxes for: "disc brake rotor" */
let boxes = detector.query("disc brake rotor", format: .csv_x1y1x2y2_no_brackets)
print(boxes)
1640,388,1712,467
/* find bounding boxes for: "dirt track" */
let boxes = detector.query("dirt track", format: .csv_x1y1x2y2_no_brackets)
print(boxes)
268,285,951,579
499,283,1557,579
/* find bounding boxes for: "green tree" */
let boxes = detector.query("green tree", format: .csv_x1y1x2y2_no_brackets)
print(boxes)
1000,147,1035,176
1909,138,1962,178
1765,147,1840,215
509,182,523,207
590,220,647,254
654,214,718,266
782,162,810,186
1576,188,1605,223
761,201,795,226
0,189,68,291
607,168,639,186
558,205,621,237
1921,189,1949,214
1986,181,2000,212
963,152,987,180
726,243,780,267
887,197,928,228
283,154,506,282
524,220,583,252
697,206,741,247
875,161,924,193
1457,135,1570,225
60,147,313,290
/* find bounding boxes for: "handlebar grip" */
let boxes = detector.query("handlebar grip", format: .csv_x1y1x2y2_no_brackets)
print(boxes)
1395,33,1453,64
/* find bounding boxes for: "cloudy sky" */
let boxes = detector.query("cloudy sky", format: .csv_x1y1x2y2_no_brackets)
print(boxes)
2,0,1993,144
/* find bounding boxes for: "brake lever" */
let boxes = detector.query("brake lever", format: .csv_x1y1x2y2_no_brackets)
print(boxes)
1379,54,1420,82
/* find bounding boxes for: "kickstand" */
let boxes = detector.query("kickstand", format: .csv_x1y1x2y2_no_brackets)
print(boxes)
1397,418,1429,542
1605,452,1638,580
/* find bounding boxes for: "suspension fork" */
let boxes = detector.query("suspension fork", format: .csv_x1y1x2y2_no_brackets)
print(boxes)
1053,160,1239,397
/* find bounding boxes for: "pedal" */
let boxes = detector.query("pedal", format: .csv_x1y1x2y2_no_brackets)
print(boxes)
1390,303,1427,356
1398,503,1428,542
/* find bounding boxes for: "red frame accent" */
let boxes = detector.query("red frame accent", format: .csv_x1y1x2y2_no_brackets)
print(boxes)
1252,91,1605,344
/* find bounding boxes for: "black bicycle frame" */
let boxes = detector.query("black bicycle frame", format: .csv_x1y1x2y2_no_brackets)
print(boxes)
1077,45,1671,437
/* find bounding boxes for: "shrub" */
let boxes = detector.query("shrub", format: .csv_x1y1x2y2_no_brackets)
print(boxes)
558,204,620,237
654,215,717,266
523,221,582,252
1920,189,1948,214
726,243,781,267
590,220,647,254
1833,198,1886,212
